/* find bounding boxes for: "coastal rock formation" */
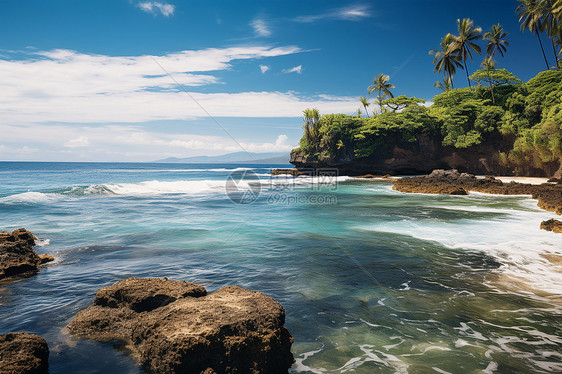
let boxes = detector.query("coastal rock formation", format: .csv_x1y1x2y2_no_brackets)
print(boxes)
393,169,562,222
0,228,54,279
67,277,294,374
290,135,561,177
540,219,562,233
0,332,49,374
271,168,302,176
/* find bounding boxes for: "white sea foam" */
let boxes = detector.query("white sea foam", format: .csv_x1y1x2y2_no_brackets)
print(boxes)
35,238,50,247
104,180,230,195
0,192,61,204
356,188,562,296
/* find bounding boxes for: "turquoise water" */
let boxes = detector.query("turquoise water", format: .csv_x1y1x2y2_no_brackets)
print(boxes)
0,162,561,373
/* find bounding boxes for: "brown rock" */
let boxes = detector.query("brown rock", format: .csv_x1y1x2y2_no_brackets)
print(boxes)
540,219,562,233
38,255,54,264
0,332,49,374
67,277,294,374
271,168,301,177
0,228,42,279
393,170,562,229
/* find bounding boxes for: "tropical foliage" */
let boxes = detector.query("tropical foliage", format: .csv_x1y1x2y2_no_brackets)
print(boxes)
295,3,562,173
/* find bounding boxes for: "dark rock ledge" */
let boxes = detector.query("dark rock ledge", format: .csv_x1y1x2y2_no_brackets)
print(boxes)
392,169,562,232
0,228,54,280
67,277,294,374
0,332,49,374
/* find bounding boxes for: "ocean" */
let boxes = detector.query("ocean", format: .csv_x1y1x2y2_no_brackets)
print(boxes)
0,162,561,373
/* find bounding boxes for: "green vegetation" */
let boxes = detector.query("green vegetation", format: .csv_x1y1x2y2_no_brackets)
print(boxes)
296,2,562,173
297,70,562,170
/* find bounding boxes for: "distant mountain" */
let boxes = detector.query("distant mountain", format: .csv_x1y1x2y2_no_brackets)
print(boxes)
154,151,290,164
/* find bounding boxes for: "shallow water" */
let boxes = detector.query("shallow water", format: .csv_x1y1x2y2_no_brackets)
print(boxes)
0,162,561,373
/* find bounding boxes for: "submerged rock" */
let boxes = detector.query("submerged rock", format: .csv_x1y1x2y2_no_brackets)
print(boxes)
540,219,562,233
0,228,54,279
0,332,49,374
68,277,294,374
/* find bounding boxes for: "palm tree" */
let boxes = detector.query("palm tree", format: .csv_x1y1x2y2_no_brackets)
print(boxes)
359,96,370,117
451,18,482,87
368,74,394,114
302,108,320,147
517,0,550,69
481,56,498,103
539,0,560,68
484,24,510,58
433,76,453,92
429,33,462,88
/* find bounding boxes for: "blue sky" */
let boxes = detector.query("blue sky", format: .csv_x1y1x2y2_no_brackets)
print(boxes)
0,0,553,161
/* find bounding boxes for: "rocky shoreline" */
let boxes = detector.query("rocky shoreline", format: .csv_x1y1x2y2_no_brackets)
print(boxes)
0,229,294,373
0,228,54,280
67,277,294,374
392,169,562,232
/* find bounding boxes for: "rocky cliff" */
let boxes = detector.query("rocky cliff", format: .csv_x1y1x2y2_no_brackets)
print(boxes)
290,134,562,177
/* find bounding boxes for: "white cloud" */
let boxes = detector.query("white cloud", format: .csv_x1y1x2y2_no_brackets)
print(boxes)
64,136,90,148
0,48,361,124
259,64,270,74
283,65,302,74
251,18,271,37
0,122,295,161
138,2,175,17
294,5,371,23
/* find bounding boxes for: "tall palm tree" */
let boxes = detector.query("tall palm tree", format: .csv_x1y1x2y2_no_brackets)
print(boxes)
359,96,370,117
429,33,462,88
484,24,510,58
368,74,394,115
451,18,482,87
433,76,453,92
517,0,550,69
539,0,560,68
481,56,498,103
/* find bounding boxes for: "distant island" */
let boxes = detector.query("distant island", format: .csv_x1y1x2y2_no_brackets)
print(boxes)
290,5,562,177
154,151,290,164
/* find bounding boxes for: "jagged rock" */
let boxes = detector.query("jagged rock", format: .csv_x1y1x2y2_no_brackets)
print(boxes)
67,277,294,374
0,228,53,279
393,169,562,229
540,219,562,233
0,332,49,374
271,168,302,176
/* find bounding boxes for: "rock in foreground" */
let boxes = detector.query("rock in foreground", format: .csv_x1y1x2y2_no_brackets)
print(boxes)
0,332,49,374
0,228,54,279
67,277,294,374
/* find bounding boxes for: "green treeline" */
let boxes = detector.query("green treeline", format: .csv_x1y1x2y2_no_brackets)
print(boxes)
296,1,562,171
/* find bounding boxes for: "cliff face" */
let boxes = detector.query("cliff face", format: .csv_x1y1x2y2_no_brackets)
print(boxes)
290,134,562,177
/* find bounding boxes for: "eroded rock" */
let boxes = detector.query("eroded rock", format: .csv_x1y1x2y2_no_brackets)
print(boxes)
540,219,562,233
0,332,49,374
68,277,294,374
0,228,53,279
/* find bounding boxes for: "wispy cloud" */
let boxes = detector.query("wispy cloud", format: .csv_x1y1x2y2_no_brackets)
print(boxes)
250,18,271,37
0,47,360,125
64,136,90,148
283,65,302,74
294,4,371,23
137,2,175,17
259,64,270,74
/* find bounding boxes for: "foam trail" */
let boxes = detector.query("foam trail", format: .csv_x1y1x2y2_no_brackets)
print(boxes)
357,192,562,295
